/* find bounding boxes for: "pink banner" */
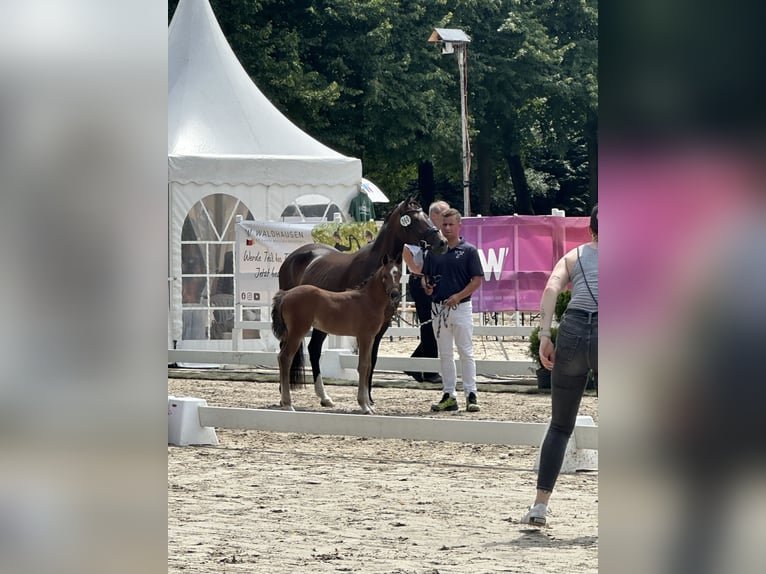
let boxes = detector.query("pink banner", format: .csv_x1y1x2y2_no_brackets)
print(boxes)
460,215,591,312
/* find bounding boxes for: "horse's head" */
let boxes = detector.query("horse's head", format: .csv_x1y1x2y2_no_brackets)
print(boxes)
378,255,402,303
392,196,448,255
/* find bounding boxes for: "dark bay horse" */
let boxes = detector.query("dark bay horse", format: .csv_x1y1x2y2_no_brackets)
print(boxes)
277,196,448,408
272,258,402,414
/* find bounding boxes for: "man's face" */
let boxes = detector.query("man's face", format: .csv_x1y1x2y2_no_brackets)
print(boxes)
440,215,460,242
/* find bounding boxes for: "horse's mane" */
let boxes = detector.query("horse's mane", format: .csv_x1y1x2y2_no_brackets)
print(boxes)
350,257,400,290
350,268,379,291
364,196,422,264
376,196,421,236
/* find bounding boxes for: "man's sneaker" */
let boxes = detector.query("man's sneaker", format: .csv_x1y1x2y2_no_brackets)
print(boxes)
466,392,480,412
520,503,547,527
430,393,458,412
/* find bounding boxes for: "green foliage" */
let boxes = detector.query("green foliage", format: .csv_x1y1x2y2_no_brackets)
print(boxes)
311,221,378,253
555,289,571,321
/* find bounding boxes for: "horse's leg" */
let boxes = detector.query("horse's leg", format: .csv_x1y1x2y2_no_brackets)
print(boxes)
367,327,388,405
307,329,333,407
356,336,375,415
278,338,302,411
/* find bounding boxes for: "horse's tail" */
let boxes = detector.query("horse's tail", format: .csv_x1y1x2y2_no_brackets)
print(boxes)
289,343,306,390
271,290,288,341
272,290,306,389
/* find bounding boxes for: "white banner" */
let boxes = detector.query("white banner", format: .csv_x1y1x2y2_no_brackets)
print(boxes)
235,220,315,307
235,220,380,308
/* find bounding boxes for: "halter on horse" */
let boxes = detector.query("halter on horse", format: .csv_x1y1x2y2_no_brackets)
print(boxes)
272,257,402,414
277,196,448,408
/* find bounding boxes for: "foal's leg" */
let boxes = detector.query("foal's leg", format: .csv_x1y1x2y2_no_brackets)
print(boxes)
367,326,388,405
278,338,302,411
356,336,375,415
307,329,333,407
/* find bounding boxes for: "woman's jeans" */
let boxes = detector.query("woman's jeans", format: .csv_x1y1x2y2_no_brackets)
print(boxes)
537,309,598,492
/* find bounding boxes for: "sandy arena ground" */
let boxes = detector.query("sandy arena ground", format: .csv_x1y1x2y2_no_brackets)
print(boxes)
168,338,598,573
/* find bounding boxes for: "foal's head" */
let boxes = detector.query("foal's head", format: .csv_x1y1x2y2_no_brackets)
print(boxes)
375,256,402,304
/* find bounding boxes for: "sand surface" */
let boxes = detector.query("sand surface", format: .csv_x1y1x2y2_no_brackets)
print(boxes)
168,338,598,573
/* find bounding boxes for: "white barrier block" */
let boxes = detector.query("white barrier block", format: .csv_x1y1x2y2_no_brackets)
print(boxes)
534,415,598,473
168,396,219,446
318,348,357,380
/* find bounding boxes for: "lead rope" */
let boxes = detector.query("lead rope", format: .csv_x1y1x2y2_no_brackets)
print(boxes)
432,303,451,338
392,304,448,329
393,313,429,327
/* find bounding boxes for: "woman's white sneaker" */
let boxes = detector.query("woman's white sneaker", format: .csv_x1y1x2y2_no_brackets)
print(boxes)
520,503,548,527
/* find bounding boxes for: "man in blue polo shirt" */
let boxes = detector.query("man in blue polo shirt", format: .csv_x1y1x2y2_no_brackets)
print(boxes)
423,208,484,412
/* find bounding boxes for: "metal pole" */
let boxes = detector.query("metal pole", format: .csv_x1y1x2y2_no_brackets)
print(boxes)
456,43,470,216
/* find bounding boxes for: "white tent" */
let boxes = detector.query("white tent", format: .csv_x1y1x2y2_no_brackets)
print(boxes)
168,0,363,347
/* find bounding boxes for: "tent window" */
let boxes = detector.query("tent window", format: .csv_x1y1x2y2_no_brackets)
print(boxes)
181,193,254,340
300,204,330,218
326,204,342,221
280,195,344,222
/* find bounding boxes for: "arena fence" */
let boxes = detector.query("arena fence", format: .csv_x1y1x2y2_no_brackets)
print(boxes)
168,349,537,379
167,397,598,473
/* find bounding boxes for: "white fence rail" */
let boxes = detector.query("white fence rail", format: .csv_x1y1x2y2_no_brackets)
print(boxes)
168,349,538,379
231,318,535,340
172,303,539,380
197,406,598,450
168,398,598,475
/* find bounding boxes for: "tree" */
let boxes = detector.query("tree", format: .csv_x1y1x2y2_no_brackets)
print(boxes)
449,0,597,215
168,0,597,216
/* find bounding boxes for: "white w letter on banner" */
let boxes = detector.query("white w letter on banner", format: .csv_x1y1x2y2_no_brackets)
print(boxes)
479,247,509,281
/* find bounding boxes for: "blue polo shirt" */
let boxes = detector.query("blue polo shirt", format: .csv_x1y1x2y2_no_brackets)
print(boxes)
423,238,483,303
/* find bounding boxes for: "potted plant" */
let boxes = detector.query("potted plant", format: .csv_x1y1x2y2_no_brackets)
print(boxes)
528,290,571,389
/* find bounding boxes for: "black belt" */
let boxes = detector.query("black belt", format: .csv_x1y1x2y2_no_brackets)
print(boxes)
565,308,598,323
